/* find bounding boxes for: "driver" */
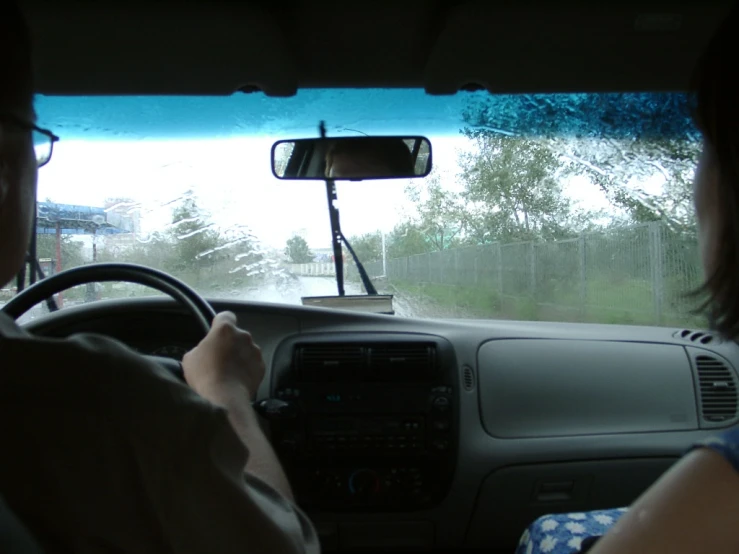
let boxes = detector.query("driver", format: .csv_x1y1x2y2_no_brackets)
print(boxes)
325,137,416,178
0,3,318,553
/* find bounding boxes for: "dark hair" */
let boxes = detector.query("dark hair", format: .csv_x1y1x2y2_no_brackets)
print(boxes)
325,138,415,177
693,5,739,339
0,1,34,112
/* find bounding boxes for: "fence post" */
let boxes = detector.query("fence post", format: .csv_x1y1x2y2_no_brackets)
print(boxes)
529,242,537,300
454,248,460,285
578,233,587,315
496,243,503,298
474,249,479,287
649,222,664,325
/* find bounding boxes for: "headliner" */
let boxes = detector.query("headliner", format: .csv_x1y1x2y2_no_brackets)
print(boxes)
19,0,733,97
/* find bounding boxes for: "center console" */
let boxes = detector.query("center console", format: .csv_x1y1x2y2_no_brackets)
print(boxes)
268,333,458,511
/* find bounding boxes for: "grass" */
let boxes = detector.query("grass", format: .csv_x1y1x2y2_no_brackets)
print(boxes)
389,279,708,328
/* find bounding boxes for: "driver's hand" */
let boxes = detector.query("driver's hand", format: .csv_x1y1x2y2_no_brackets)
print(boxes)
182,311,265,400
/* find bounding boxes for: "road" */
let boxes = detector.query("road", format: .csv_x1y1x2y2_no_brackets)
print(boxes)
2,276,464,321
236,275,364,306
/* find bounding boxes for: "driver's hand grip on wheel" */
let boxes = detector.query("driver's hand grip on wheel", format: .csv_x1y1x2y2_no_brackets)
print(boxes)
182,311,266,401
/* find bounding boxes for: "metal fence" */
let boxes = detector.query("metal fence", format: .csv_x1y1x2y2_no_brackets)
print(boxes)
360,222,704,325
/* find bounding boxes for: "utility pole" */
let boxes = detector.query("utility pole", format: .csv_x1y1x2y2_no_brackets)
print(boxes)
382,230,387,277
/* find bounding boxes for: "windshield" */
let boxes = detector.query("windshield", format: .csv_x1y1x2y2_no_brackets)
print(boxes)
5,89,703,327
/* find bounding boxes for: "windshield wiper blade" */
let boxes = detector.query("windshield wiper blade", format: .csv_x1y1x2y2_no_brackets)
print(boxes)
320,121,377,297
340,232,377,295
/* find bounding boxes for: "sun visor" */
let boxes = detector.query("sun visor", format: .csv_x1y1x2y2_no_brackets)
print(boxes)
26,1,298,97
423,2,727,96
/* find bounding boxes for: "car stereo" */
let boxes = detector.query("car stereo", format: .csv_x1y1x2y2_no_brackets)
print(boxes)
267,334,459,511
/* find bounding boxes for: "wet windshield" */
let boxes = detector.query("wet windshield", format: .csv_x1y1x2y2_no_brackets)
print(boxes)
5,89,703,326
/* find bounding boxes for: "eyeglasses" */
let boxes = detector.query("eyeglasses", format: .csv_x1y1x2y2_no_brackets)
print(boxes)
0,113,60,167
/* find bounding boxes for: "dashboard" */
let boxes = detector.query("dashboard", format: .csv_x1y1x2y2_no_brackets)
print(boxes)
22,296,739,552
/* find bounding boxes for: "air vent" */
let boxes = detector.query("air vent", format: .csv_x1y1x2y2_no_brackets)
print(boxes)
695,355,738,424
463,365,475,391
368,344,437,379
675,329,717,345
295,345,365,381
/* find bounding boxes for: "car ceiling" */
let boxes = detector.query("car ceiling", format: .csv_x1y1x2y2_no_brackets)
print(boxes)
20,0,733,97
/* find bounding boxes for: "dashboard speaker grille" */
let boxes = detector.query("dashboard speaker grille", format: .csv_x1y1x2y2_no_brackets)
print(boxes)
675,329,717,345
696,355,738,424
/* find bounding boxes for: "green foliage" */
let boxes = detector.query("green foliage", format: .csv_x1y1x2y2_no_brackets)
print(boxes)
564,137,700,230
285,235,314,263
36,234,85,270
347,232,382,263
407,175,465,250
96,196,261,293
387,221,430,259
347,224,432,265
97,233,172,270
460,92,701,233
391,277,704,327
168,198,224,274
459,131,574,243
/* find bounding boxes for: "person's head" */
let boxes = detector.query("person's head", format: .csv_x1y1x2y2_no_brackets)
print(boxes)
325,138,415,179
0,1,37,287
692,6,739,338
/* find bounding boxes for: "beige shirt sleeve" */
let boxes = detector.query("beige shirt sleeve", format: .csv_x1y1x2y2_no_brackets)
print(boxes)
0,322,320,554
87,334,321,554
143,386,321,554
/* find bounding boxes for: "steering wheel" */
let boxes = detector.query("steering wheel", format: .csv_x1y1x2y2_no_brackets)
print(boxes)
1,263,217,380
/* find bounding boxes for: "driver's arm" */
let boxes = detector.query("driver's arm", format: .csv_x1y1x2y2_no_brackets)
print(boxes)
196,379,295,499
84,313,320,554
153,385,319,554
97,314,319,554
183,312,293,500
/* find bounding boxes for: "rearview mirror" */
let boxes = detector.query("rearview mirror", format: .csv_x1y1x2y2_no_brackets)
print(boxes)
271,136,432,181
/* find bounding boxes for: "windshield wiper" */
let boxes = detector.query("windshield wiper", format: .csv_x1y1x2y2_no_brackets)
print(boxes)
320,121,378,297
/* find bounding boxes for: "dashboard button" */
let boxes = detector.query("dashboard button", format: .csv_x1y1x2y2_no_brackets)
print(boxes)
433,397,450,408
432,439,449,451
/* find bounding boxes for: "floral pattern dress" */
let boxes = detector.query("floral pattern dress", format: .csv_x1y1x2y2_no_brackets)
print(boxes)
515,427,739,554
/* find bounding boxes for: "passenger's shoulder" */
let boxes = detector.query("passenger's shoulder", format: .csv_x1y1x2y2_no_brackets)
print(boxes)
693,428,739,473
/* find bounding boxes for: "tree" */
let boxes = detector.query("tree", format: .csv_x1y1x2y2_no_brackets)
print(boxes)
346,232,382,263
387,221,430,259
98,232,173,271
285,235,314,263
406,175,465,251
168,197,223,277
459,130,573,243
36,234,86,270
461,92,700,233
563,137,699,231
